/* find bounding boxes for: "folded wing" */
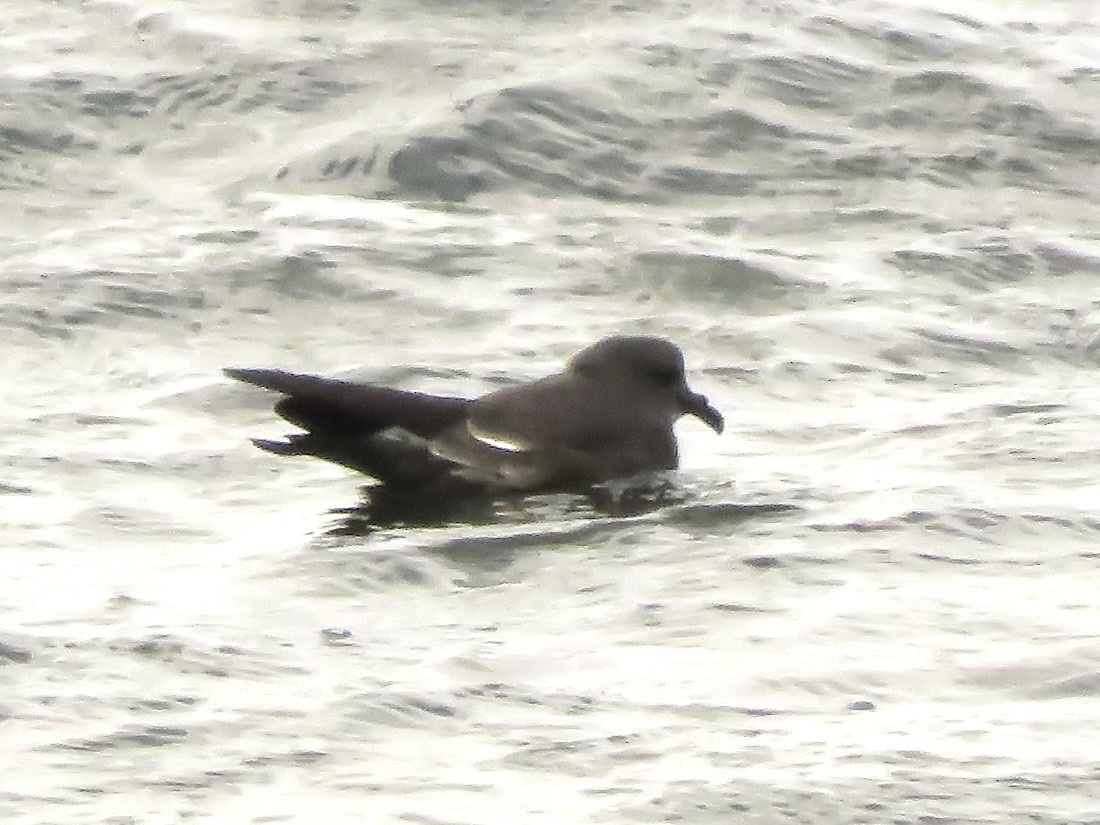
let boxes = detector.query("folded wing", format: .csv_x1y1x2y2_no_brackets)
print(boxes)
225,368,472,487
428,374,679,488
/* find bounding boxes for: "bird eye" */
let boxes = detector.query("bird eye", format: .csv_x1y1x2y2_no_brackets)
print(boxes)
649,366,680,386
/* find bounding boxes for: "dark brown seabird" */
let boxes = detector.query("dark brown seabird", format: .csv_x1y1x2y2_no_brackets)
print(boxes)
224,335,723,495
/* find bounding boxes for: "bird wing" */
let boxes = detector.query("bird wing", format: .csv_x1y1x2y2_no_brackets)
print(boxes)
427,373,677,489
466,374,643,451
224,368,469,439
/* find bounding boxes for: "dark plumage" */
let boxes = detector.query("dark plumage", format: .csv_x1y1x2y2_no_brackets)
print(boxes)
225,335,723,494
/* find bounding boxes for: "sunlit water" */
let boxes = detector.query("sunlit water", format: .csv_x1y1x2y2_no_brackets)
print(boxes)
3,1,1099,822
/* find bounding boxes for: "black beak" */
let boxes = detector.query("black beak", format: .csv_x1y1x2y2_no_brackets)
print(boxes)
679,387,724,434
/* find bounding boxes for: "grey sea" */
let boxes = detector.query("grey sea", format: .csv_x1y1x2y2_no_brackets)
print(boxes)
3,1,1100,822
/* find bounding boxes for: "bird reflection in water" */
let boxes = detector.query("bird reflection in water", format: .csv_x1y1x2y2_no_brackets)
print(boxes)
326,474,689,535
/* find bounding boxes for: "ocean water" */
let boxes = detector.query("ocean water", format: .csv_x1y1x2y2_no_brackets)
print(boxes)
3,0,1100,822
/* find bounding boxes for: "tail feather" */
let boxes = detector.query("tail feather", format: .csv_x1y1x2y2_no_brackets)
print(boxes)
226,366,482,487
225,367,469,439
249,430,473,488
250,437,304,456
